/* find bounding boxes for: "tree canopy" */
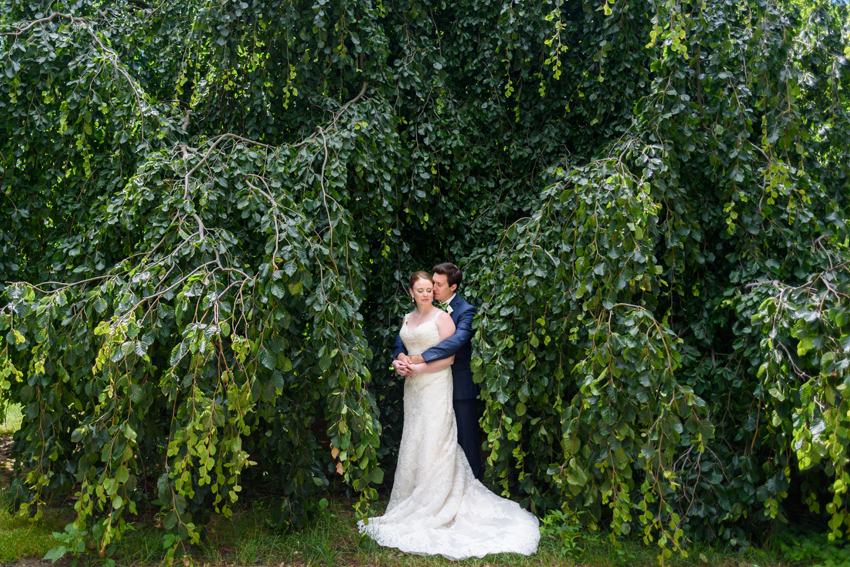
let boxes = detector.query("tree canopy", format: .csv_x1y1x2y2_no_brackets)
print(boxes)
1,0,849,560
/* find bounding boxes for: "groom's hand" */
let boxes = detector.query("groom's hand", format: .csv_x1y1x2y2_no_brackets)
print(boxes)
407,354,425,365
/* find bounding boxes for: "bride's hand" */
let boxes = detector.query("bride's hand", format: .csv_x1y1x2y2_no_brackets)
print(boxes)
409,363,427,377
392,359,411,376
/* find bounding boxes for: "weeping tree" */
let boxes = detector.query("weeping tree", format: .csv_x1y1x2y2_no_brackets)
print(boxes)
1,0,849,561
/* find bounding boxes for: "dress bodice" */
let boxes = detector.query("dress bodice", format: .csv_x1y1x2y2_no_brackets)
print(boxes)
399,315,442,356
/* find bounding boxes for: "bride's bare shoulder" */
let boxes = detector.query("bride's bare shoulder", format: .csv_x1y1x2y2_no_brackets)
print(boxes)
436,311,455,327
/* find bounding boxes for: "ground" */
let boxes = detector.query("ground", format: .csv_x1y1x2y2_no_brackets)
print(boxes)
0,406,814,566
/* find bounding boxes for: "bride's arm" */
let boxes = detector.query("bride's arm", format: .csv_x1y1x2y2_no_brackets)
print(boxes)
409,313,456,376
392,314,413,376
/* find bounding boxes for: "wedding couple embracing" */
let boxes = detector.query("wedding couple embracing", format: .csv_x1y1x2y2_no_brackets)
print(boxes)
358,263,540,560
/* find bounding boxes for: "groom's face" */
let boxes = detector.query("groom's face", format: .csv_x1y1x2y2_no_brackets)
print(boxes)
432,273,457,303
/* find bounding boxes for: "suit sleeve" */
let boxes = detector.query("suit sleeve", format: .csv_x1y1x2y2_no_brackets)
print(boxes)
393,332,408,359
420,304,477,362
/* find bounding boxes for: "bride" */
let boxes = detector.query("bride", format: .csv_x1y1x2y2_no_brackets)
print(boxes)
358,271,540,560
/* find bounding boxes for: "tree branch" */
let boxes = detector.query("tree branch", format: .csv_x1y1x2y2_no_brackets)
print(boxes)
0,12,82,36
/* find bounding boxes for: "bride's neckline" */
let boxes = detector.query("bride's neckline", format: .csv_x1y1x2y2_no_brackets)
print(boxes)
404,308,441,333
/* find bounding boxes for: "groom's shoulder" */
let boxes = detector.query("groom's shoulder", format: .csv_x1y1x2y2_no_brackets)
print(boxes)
456,295,477,313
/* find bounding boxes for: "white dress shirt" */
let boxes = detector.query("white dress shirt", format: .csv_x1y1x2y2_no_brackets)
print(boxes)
441,293,456,310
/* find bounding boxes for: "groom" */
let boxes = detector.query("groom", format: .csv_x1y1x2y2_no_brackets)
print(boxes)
392,262,482,480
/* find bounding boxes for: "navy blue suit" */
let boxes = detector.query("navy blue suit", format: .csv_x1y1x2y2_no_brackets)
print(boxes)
394,295,482,479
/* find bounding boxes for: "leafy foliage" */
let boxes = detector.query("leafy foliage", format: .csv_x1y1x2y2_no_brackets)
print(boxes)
777,530,850,567
1,0,849,561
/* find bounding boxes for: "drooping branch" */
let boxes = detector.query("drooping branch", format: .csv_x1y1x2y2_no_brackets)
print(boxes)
0,12,83,36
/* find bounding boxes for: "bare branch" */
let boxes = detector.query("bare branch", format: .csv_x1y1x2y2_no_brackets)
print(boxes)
184,134,271,182
744,279,782,290
0,12,82,36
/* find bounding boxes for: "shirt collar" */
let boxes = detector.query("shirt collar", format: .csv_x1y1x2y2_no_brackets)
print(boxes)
441,293,456,306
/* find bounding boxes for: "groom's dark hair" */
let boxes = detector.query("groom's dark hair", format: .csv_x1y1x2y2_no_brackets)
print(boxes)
433,262,462,288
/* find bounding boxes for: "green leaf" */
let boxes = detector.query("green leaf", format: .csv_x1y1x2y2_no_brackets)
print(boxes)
259,348,276,370
276,352,293,371
123,423,137,442
369,467,384,485
288,280,303,295
129,384,144,403
270,284,284,299
44,546,68,563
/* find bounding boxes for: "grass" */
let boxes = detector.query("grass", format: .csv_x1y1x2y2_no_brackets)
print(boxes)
0,498,71,563
0,402,22,436
99,495,788,567
0,460,799,567
0,472,806,567
1,402,61,564
0,407,814,566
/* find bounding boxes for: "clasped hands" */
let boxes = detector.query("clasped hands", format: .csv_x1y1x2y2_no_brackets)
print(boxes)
393,353,426,377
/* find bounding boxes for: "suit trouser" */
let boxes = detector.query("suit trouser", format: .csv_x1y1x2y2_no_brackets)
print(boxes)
453,398,482,480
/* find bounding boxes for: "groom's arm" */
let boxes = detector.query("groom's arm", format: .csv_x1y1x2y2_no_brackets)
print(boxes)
393,333,408,359
412,305,477,364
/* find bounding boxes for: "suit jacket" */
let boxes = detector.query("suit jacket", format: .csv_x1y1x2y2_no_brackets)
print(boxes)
393,295,478,400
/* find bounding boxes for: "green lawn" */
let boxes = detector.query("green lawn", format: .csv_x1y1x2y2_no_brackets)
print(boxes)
0,406,827,566
106,496,788,567
0,484,793,567
0,506,70,564
0,402,22,436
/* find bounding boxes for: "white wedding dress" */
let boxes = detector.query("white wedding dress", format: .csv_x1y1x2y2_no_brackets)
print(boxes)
358,311,540,560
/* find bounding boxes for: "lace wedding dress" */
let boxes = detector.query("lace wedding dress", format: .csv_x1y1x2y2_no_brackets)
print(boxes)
358,311,540,560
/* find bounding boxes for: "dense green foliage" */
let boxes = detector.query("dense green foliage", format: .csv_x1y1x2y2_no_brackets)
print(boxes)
1,0,849,561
